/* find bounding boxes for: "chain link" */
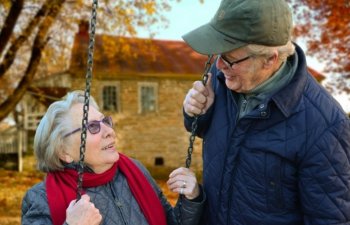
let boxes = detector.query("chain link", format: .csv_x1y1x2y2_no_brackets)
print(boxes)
77,0,98,200
185,55,213,168
177,55,213,224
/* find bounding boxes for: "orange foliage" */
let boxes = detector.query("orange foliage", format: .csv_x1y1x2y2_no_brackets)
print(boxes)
287,0,350,93
0,0,174,122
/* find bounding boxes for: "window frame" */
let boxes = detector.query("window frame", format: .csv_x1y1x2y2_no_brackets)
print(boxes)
100,81,121,113
138,82,158,114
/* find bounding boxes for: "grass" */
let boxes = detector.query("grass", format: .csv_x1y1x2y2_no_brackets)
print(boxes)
0,154,178,225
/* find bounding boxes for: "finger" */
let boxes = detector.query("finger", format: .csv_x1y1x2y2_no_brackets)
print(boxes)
185,104,204,116
189,94,207,108
167,179,187,188
205,72,213,93
167,177,197,192
184,92,203,117
168,169,195,183
169,167,192,177
192,80,207,95
81,194,90,202
194,72,214,95
167,176,189,190
169,167,183,177
180,187,185,195
184,96,205,115
190,90,208,105
67,199,76,209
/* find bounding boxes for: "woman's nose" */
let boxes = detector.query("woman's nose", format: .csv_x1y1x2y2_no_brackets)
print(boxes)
102,123,115,138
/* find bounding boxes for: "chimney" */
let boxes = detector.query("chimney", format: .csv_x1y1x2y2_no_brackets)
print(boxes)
77,20,89,40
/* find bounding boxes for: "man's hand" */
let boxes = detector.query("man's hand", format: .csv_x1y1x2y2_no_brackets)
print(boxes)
183,73,214,117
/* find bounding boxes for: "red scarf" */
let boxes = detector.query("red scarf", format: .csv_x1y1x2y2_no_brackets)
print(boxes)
46,153,167,225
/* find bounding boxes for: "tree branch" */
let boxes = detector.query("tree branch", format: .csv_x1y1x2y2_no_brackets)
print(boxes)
0,0,56,79
0,0,66,121
0,0,24,55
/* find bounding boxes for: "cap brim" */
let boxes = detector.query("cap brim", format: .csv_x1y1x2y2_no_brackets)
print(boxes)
182,23,246,55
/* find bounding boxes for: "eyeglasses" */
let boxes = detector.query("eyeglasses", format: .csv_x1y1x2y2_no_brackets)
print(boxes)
63,116,113,138
219,54,252,68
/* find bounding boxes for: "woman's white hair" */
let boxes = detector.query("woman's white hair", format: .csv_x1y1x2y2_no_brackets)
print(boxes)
246,40,295,63
34,90,98,172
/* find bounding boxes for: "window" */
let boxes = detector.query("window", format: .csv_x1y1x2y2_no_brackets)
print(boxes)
101,84,120,112
138,82,158,113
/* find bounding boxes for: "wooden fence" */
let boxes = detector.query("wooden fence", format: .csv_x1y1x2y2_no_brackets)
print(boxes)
0,126,26,172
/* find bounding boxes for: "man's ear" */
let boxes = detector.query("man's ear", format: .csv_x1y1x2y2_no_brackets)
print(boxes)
263,51,279,68
58,150,74,163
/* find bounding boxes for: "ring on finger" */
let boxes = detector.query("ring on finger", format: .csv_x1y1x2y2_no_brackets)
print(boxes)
180,187,184,195
182,180,186,188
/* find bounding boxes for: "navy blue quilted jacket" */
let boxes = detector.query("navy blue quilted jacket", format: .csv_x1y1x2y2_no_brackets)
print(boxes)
184,44,350,225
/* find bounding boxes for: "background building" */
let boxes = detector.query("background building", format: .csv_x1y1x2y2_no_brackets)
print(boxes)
1,22,325,175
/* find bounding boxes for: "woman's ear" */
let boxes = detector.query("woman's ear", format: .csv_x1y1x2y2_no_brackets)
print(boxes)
58,150,74,163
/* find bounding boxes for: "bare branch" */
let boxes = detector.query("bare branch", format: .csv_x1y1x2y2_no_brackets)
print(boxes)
0,0,24,55
0,0,55,79
0,0,66,121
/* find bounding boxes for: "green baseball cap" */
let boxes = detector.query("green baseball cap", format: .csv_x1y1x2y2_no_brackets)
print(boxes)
182,0,293,55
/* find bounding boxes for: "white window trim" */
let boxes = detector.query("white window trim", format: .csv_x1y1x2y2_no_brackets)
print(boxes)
99,81,121,113
138,82,158,114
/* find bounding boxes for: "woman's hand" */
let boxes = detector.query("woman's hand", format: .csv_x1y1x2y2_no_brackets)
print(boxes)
66,194,102,225
167,167,200,200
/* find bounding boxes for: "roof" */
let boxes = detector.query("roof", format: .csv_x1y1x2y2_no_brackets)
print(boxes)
69,23,208,79
69,21,325,81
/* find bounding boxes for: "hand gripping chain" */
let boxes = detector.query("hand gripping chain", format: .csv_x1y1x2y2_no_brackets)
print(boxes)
177,55,213,224
76,0,98,200
185,55,213,168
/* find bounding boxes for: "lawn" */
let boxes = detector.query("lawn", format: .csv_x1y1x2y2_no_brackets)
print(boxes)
0,154,178,225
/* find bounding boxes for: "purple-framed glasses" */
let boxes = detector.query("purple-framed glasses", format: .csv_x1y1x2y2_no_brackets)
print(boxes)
219,54,252,68
63,116,113,138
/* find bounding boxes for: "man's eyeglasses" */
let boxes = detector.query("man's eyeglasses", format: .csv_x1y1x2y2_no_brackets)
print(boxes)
63,116,113,138
219,54,252,68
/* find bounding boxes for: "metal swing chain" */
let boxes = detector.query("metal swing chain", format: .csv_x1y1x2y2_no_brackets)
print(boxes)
177,55,213,224
185,54,213,168
77,0,98,200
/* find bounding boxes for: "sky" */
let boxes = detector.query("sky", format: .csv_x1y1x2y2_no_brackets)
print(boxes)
150,1,218,40
138,1,350,113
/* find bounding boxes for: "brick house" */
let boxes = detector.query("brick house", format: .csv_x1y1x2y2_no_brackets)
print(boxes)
24,23,209,174
11,22,325,174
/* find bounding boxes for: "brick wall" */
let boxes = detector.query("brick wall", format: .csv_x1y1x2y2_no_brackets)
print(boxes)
70,76,203,174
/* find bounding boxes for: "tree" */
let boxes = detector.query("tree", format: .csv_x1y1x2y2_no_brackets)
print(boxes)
0,0,173,122
287,0,350,94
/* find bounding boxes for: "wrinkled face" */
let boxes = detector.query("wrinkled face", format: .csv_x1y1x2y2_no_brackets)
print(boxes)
63,103,119,174
216,47,272,93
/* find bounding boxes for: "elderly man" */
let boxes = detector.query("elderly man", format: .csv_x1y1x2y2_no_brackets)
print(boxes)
182,0,350,224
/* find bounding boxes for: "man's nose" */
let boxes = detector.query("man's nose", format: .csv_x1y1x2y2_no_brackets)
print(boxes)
216,56,228,70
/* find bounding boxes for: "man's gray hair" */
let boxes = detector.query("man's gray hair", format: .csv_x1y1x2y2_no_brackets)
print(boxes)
34,90,98,172
246,41,295,63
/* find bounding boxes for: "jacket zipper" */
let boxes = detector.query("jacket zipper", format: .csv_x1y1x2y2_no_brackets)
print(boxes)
109,182,128,225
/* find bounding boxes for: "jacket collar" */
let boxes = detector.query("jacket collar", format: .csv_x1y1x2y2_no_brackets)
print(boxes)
271,43,308,117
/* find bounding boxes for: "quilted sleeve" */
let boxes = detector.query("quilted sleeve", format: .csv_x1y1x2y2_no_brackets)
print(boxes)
299,118,350,225
21,182,53,225
132,159,205,225
183,108,214,138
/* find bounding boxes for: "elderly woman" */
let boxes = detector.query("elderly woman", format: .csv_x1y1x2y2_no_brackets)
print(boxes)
21,90,204,225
